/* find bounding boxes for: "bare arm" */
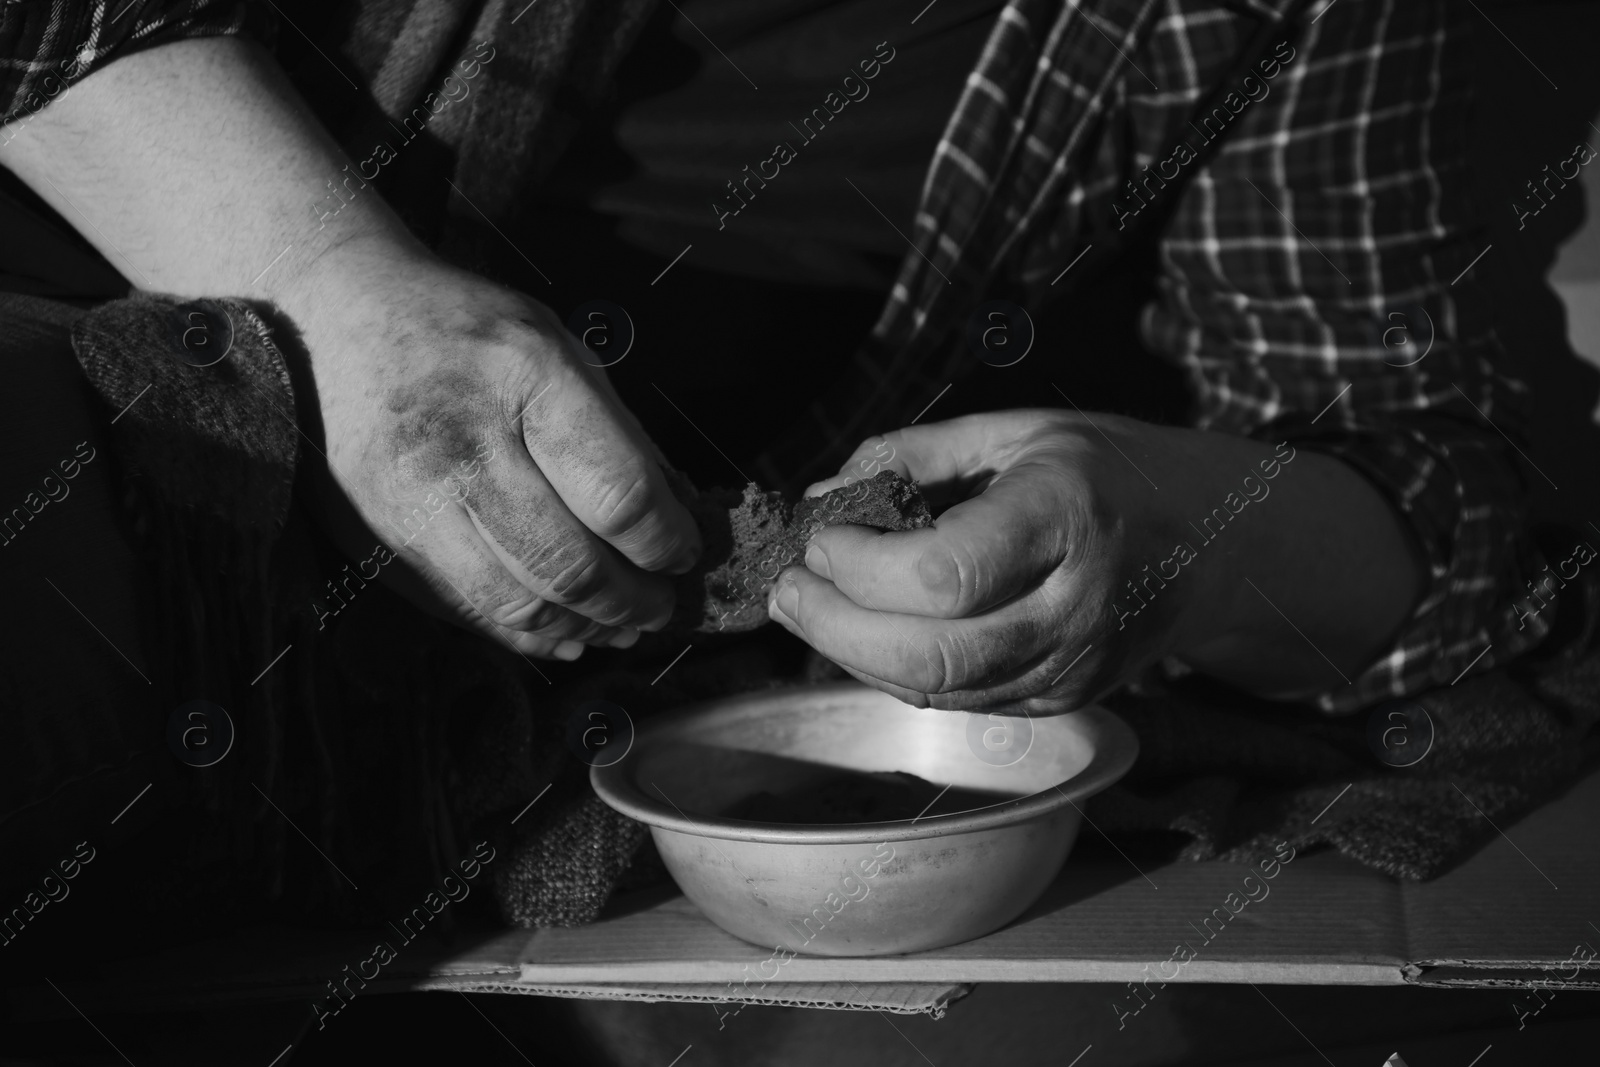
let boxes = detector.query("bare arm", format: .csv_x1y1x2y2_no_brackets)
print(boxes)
2,38,402,304
3,37,702,658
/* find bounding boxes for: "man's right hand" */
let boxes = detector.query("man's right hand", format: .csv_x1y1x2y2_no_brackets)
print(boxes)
288,237,701,659
3,37,701,660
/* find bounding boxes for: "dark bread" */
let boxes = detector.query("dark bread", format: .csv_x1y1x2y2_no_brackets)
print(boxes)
667,470,934,632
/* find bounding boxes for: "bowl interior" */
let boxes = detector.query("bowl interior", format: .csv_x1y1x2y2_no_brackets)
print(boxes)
627,684,1107,828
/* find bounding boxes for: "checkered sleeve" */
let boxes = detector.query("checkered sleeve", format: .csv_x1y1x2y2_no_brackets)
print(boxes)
0,1,273,127
831,0,1549,713
1135,0,1548,713
1234,346,1545,715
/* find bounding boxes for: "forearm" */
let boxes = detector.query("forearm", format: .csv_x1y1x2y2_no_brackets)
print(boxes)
3,33,702,651
1,36,417,327
1159,428,1428,700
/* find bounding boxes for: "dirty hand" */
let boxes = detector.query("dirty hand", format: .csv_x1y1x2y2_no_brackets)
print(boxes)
767,409,1419,710
295,238,702,660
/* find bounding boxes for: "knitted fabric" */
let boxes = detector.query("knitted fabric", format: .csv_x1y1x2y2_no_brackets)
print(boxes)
1085,590,1600,880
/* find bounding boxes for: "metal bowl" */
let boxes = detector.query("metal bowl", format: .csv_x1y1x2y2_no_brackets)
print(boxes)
591,681,1138,956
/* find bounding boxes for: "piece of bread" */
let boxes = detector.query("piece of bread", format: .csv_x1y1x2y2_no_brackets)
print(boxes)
668,470,934,633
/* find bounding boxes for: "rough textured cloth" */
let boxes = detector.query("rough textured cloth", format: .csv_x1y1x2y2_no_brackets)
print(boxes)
1087,587,1600,879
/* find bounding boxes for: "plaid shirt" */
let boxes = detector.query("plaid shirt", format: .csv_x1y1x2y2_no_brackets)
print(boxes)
840,0,1548,714
0,0,1553,714
0,1,265,125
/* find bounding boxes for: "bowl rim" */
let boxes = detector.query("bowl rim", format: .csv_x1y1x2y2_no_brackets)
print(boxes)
590,681,1139,844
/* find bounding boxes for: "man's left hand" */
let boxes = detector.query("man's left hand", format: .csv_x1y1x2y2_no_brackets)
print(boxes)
767,409,1424,711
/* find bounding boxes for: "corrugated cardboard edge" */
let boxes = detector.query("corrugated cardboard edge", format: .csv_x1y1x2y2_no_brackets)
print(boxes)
518,959,1408,985
1404,961,1600,989
408,978,970,1016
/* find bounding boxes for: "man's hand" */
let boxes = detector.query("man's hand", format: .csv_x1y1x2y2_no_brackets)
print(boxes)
2,37,700,659
289,238,701,658
767,410,1425,710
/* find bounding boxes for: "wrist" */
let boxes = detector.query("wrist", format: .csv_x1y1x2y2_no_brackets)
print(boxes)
266,224,432,337
1137,429,1303,663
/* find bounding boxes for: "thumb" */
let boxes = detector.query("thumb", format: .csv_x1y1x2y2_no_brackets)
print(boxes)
803,415,1018,498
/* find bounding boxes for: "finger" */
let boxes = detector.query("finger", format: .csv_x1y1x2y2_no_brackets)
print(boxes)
768,565,1057,694
462,613,578,661
464,439,680,630
803,432,919,498
805,461,1076,618
602,627,641,650
488,590,639,644
803,415,1037,498
776,614,1101,713
586,363,679,475
520,350,702,575
821,659,1078,713
375,494,641,643
500,632,568,659
824,660,937,708
337,529,573,659
469,603,617,650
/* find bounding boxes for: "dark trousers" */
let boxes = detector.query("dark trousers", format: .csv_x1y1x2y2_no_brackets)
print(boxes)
0,295,171,957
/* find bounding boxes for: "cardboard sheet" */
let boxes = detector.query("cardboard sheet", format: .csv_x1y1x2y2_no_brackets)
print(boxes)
10,922,964,1017
407,978,969,1016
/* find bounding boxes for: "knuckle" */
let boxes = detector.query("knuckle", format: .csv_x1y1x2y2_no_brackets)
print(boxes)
916,631,971,694
484,591,541,630
382,375,493,485
854,434,888,456
566,619,616,643
513,599,572,633
585,468,655,542
389,432,473,490
528,612,605,642
927,690,977,711
935,634,968,693
915,543,973,617
539,547,608,606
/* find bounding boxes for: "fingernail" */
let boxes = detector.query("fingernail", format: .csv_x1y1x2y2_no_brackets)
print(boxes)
773,573,798,620
608,628,641,649
804,543,830,579
554,640,584,661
